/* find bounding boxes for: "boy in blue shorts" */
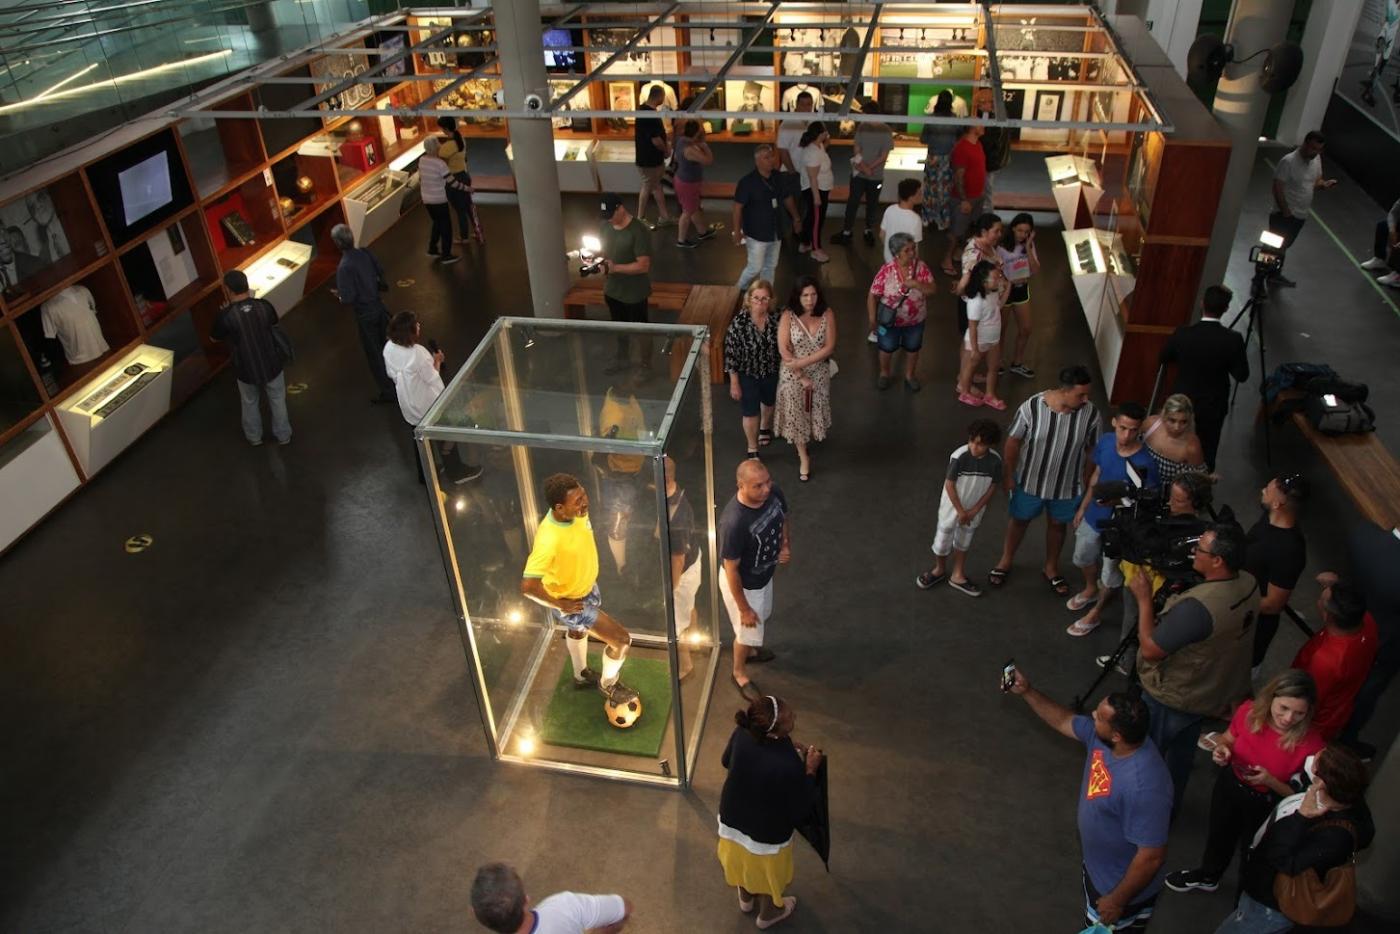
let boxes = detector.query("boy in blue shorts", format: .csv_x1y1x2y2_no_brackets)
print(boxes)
917,419,1003,597
521,473,636,704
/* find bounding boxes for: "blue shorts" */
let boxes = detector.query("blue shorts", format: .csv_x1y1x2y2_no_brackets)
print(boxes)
550,584,602,631
738,372,779,417
1009,486,1079,524
877,321,926,353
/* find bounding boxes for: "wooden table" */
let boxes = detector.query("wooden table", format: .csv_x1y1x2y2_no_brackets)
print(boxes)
1289,411,1400,530
562,279,692,320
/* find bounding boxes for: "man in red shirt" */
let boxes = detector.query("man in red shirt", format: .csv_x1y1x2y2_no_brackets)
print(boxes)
947,124,988,277
1293,575,1378,740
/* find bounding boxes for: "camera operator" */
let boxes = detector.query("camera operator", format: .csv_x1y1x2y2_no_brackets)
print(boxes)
1097,473,1215,677
596,192,653,374
1130,523,1259,815
1244,474,1308,672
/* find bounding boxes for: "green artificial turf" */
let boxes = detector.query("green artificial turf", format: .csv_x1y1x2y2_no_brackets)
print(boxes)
538,652,674,757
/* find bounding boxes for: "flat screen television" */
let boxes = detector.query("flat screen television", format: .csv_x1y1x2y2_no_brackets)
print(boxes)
87,128,194,248
118,153,174,227
543,29,580,72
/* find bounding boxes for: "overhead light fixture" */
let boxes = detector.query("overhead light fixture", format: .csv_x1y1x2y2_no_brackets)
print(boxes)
0,50,234,115
31,62,99,103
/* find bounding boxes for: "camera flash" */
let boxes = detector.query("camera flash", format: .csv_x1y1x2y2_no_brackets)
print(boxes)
581,235,601,253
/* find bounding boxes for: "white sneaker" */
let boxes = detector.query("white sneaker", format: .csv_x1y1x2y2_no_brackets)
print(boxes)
1379,272,1400,287
867,330,878,344
1360,256,1390,271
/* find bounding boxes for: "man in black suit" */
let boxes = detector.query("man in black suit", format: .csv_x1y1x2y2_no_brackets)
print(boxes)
1158,285,1249,470
0,234,42,298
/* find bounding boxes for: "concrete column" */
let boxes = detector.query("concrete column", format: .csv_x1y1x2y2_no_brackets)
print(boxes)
1358,733,1400,919
1276,0,1365,145
1198,0,1295,292
491,0,569,319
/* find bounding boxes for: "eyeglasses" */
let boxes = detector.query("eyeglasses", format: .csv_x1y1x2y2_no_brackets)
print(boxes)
1190,544,1217,557
750,295,772,302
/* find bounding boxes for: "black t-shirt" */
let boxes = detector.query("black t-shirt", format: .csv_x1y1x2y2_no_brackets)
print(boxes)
634,106,667,167
718,487,788,589
733,169,784,242
1243,515,1307,619
667,487,701,569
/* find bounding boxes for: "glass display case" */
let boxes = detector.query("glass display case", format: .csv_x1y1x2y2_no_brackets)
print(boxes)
241,240,312,317
419,318,719,788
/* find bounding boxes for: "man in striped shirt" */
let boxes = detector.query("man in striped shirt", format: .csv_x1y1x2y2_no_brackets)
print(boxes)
989,365,1101,596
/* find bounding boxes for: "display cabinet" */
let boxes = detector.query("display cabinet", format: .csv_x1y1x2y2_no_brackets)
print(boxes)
343,170,410,247
0,173,111,315
203,173,285,272
419,318,719,788
117,210,218,331
54,343,174,476
0,414,81,552
178,92,268,199
272,149,340,226
592,140,642,193
240,240,313,317
1046,154,1106,230
0,321,44,434
507,139,599,193
882,146,926,203
14,262,140,399
256,66,329,161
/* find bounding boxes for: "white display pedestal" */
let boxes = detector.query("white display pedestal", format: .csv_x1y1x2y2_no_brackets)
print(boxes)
1046,155,1104,231
344,170,409,247
55,344,175,478
592,140,642,193
242,241,313,318
0,415,81,552
882,147,926,203
509,139,599,192
1063,229,1135,395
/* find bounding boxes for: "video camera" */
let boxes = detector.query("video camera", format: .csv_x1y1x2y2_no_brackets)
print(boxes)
1094,479,1220,579
1250,230,1286,281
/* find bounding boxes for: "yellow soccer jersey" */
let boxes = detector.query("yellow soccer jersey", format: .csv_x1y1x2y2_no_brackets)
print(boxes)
523,513,599,599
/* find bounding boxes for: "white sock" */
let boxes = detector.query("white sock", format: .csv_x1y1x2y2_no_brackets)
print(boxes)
567,635,590,678
600,643,627,688
608,537,626,575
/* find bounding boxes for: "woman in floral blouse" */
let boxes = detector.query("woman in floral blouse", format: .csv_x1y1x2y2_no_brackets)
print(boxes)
724,279,782,458
867,232,937,391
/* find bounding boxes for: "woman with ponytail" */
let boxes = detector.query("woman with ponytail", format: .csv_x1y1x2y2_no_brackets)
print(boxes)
436,115,481,244
716,695,823,929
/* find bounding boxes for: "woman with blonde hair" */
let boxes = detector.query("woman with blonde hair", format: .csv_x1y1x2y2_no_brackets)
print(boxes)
724,279,782,458
1165,669,1325,896
1141,394,1206,488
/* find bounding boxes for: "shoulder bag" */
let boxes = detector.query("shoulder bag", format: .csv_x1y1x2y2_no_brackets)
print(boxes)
1273,820,1357,927
263,300,294,364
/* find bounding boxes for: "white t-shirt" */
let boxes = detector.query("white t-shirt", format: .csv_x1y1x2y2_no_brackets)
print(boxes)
1273,149,1321,217
41,284,108,365
799,143,833,191
530,892,628,933
776,120,807,161
965,293,1003,348
879,204,923,263
382,341,444,425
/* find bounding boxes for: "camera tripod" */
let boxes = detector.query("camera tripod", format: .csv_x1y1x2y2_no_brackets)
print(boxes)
1227,264,1275,464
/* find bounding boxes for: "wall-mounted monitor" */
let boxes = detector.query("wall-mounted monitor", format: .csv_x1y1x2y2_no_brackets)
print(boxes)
118,153,174,227
86,128,194,248
543,29,581,73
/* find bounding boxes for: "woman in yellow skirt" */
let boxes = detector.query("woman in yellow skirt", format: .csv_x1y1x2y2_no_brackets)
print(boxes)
716,694,823,929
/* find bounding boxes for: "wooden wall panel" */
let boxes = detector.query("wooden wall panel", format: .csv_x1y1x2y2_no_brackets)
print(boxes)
1146,142,1231,240
1128,243,1207,327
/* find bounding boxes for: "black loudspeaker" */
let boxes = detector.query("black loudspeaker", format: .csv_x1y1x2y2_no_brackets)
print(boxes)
1260,42,1304,93
1187,34,1234,89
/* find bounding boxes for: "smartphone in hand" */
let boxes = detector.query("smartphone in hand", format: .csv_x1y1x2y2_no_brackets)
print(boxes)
1000,659,1017,694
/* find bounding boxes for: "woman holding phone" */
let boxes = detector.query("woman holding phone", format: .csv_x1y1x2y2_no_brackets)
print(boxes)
996,212,1040,378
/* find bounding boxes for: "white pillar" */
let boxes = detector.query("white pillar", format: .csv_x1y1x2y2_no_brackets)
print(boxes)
1198,0,1296,292
1275,0,1365,144
491,0,570,319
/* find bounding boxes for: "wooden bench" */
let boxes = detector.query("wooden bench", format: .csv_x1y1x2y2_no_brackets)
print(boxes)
562,279,692,320
674,284,740,384
1289,411,1400,530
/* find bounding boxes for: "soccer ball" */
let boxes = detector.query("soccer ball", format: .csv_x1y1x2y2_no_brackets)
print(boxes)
605,694,643,729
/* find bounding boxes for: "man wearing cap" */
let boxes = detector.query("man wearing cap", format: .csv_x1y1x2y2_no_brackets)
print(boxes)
597,193,653,374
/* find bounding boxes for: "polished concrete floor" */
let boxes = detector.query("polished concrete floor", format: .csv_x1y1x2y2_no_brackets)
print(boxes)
2,150,1397,933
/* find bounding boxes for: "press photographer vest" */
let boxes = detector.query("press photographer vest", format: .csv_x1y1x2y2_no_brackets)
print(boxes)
1139,572,1259,717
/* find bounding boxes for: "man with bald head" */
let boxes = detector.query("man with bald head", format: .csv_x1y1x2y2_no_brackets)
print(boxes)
717,459,791,699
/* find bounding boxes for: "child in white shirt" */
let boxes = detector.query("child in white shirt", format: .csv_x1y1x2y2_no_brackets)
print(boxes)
957,259,1009,410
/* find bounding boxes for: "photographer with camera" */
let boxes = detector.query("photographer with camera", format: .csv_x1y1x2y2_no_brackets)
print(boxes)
595,193,654,375
1066,402,1158,637
1096,473,1216,677
1131,524,1259,815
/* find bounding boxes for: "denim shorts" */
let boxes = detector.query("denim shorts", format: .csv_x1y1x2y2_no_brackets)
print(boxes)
550,584,602,631
1009,486,1079,524
877,321,926,353
737,372,779,417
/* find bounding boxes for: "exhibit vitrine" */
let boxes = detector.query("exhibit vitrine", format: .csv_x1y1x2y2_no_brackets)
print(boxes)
418,318,720,788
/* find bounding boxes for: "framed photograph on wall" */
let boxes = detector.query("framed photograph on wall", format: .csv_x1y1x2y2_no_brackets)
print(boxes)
1034,89,1064,123
606,81,636,131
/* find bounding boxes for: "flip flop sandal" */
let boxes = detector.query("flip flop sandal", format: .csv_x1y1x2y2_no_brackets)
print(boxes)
1042,574,1071,596
758,428,773,446
1066,617,1103,637
1065,592,1096,612
987,567,1009,587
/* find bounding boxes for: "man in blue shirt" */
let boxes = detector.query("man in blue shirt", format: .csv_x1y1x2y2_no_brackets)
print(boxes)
1010,669,1172,930
730,144,802,291
1066,401,1158,637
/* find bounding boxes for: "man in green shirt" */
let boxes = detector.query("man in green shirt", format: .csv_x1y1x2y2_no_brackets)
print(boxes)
597,192,653,373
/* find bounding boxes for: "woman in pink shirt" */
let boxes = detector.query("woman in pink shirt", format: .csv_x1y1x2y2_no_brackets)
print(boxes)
1165,669,1324,895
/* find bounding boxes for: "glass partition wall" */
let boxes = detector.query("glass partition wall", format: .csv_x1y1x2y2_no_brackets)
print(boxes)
419,318,719,788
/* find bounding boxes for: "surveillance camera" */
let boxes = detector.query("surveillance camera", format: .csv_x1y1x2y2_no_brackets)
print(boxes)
524,93,545,112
